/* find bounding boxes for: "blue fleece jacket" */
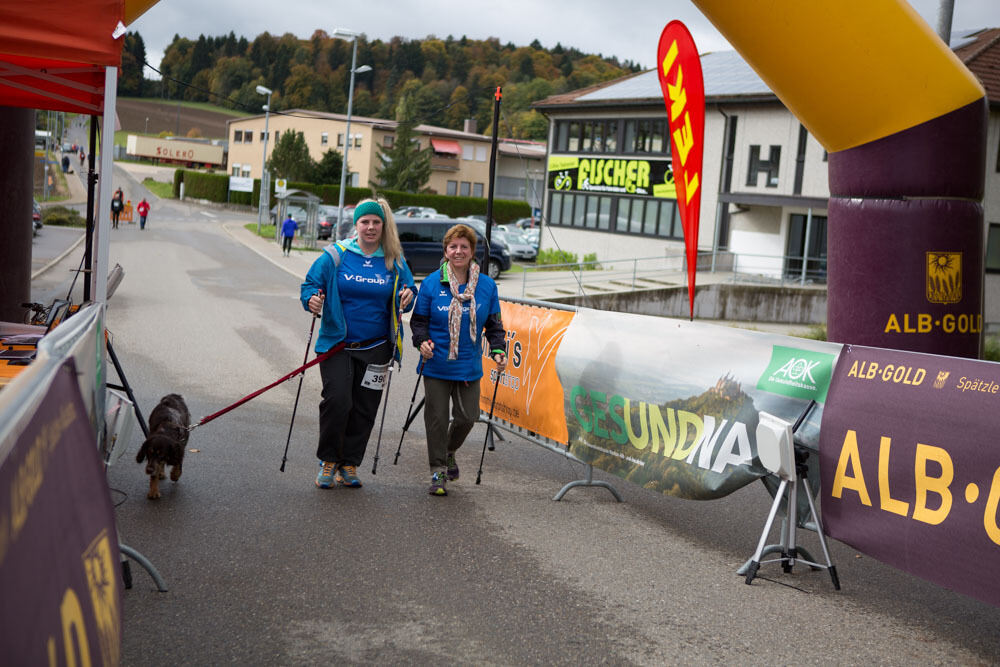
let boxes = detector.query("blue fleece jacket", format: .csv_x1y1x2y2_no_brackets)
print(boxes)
300,240,415,360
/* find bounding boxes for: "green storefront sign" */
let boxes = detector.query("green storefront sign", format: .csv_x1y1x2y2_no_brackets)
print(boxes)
548,155,676,198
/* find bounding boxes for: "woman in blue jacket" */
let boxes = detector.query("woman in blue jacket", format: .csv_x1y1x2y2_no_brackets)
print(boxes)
410,223,506,496
301,198,415,489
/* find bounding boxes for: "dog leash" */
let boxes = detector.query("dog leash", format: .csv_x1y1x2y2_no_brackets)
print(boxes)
188,341,346,432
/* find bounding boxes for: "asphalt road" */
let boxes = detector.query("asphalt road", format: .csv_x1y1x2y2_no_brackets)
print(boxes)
29,170,1000,664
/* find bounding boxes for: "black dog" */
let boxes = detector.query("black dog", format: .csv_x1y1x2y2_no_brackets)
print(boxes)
136,394,190,499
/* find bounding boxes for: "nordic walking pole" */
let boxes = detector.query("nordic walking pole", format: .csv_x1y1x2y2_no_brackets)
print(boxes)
280,290,322,472
370,362,394,475
476,368,502,485
393,358,425,464
372,309,404,475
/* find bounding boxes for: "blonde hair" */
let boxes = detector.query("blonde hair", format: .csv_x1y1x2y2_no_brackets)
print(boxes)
356,197,402,270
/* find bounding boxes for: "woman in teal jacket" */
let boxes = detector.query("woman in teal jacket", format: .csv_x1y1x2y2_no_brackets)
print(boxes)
300,197,415,489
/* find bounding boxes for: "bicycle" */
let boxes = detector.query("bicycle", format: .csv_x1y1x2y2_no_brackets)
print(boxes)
22,302,50,326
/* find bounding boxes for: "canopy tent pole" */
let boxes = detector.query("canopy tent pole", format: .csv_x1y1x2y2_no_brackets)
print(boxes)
92,65,116,306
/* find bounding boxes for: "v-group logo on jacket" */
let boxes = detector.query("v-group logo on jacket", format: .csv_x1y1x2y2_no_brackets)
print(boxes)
343,274,389,285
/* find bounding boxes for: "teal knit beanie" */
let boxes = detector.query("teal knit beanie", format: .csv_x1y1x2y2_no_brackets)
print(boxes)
353,200,385,223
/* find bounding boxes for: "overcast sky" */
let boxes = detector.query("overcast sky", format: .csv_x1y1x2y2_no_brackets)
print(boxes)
130,0,1000,81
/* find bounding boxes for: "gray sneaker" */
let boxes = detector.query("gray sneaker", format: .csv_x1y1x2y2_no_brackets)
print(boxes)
446,454,459,481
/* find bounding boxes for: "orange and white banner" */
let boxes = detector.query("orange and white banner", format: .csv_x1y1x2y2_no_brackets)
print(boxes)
480,301,575,444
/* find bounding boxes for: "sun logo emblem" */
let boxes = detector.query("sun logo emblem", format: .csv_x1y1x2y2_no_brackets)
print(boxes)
926,252,961,304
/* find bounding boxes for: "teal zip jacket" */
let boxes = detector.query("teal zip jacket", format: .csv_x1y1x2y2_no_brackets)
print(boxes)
300,240,416,361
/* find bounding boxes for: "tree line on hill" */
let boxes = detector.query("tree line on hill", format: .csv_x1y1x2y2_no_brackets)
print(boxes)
119,30,641,142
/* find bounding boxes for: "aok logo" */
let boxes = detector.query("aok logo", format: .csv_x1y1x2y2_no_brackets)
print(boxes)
926,251,962,304
772,357,820,385
756,345,835,402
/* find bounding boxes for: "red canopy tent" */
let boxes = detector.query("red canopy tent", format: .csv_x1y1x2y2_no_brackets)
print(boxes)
0,0,159,303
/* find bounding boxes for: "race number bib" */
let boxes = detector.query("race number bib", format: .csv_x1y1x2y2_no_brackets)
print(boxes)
361,362,390,390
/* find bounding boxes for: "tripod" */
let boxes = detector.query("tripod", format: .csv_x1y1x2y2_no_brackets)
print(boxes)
744,445,839,590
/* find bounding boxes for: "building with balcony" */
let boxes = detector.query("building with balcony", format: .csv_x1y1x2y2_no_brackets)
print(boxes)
225,110,544,206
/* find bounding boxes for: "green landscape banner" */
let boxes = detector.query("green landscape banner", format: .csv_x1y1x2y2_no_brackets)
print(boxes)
554,308,841,499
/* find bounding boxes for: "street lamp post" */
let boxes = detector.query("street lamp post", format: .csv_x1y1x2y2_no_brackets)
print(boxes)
255,84,273,235
333,28,371,237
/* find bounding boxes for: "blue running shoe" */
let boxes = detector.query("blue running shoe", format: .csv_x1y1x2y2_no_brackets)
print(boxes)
446,454,459,481
316,461,336,489
429,471,448,496
335,464,362,488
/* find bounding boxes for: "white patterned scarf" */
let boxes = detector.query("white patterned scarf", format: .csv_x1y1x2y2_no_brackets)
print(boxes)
445,261,479,360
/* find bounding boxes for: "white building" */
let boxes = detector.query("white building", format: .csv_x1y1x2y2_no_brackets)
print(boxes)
534,29,1000,329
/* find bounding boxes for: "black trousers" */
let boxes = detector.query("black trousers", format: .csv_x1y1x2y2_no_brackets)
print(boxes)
317,342,391,466
282,235,293,253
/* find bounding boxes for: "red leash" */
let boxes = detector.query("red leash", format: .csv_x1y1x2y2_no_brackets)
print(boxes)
189,342,346,431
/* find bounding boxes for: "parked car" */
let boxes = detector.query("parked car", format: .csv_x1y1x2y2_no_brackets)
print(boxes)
396,218,511,279
500,228,537,261
512,217,537,229
454,218,514,257
32,199,42,235
395,206,438,218
270,204,307,227
317,205,356,240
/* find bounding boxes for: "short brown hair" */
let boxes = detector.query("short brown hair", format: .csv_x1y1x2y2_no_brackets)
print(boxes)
443,224,477,254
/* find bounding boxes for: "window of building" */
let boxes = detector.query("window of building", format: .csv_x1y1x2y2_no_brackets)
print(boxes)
234,130,243,143
622,121,636,155
747,145,781,187
354,134,362,148
473,183,484,198
552,118,671,156
550,192,563,224
561,191,574,224
629,199,645,234
244,132,252,144
231,164,240,176
658,201,677,238
338,133,344,147
349,172,360,187
447,180,458,196
475,146,487,161
550,192,683,240
241,166,251,177
321,132,329,145
565,122,579,152
987,223,1000,272
463,144,474,160
605,120,618,153
556,123,569,152
784,214,828,280
581,122,593,152
650,120,666,153
274,130,280,142
384,135,394,148
460,181,471,196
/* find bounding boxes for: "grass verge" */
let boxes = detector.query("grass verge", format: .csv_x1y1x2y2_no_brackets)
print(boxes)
142,178,174,198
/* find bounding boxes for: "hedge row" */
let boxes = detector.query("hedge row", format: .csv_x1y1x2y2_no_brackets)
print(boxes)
172,170,531,222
